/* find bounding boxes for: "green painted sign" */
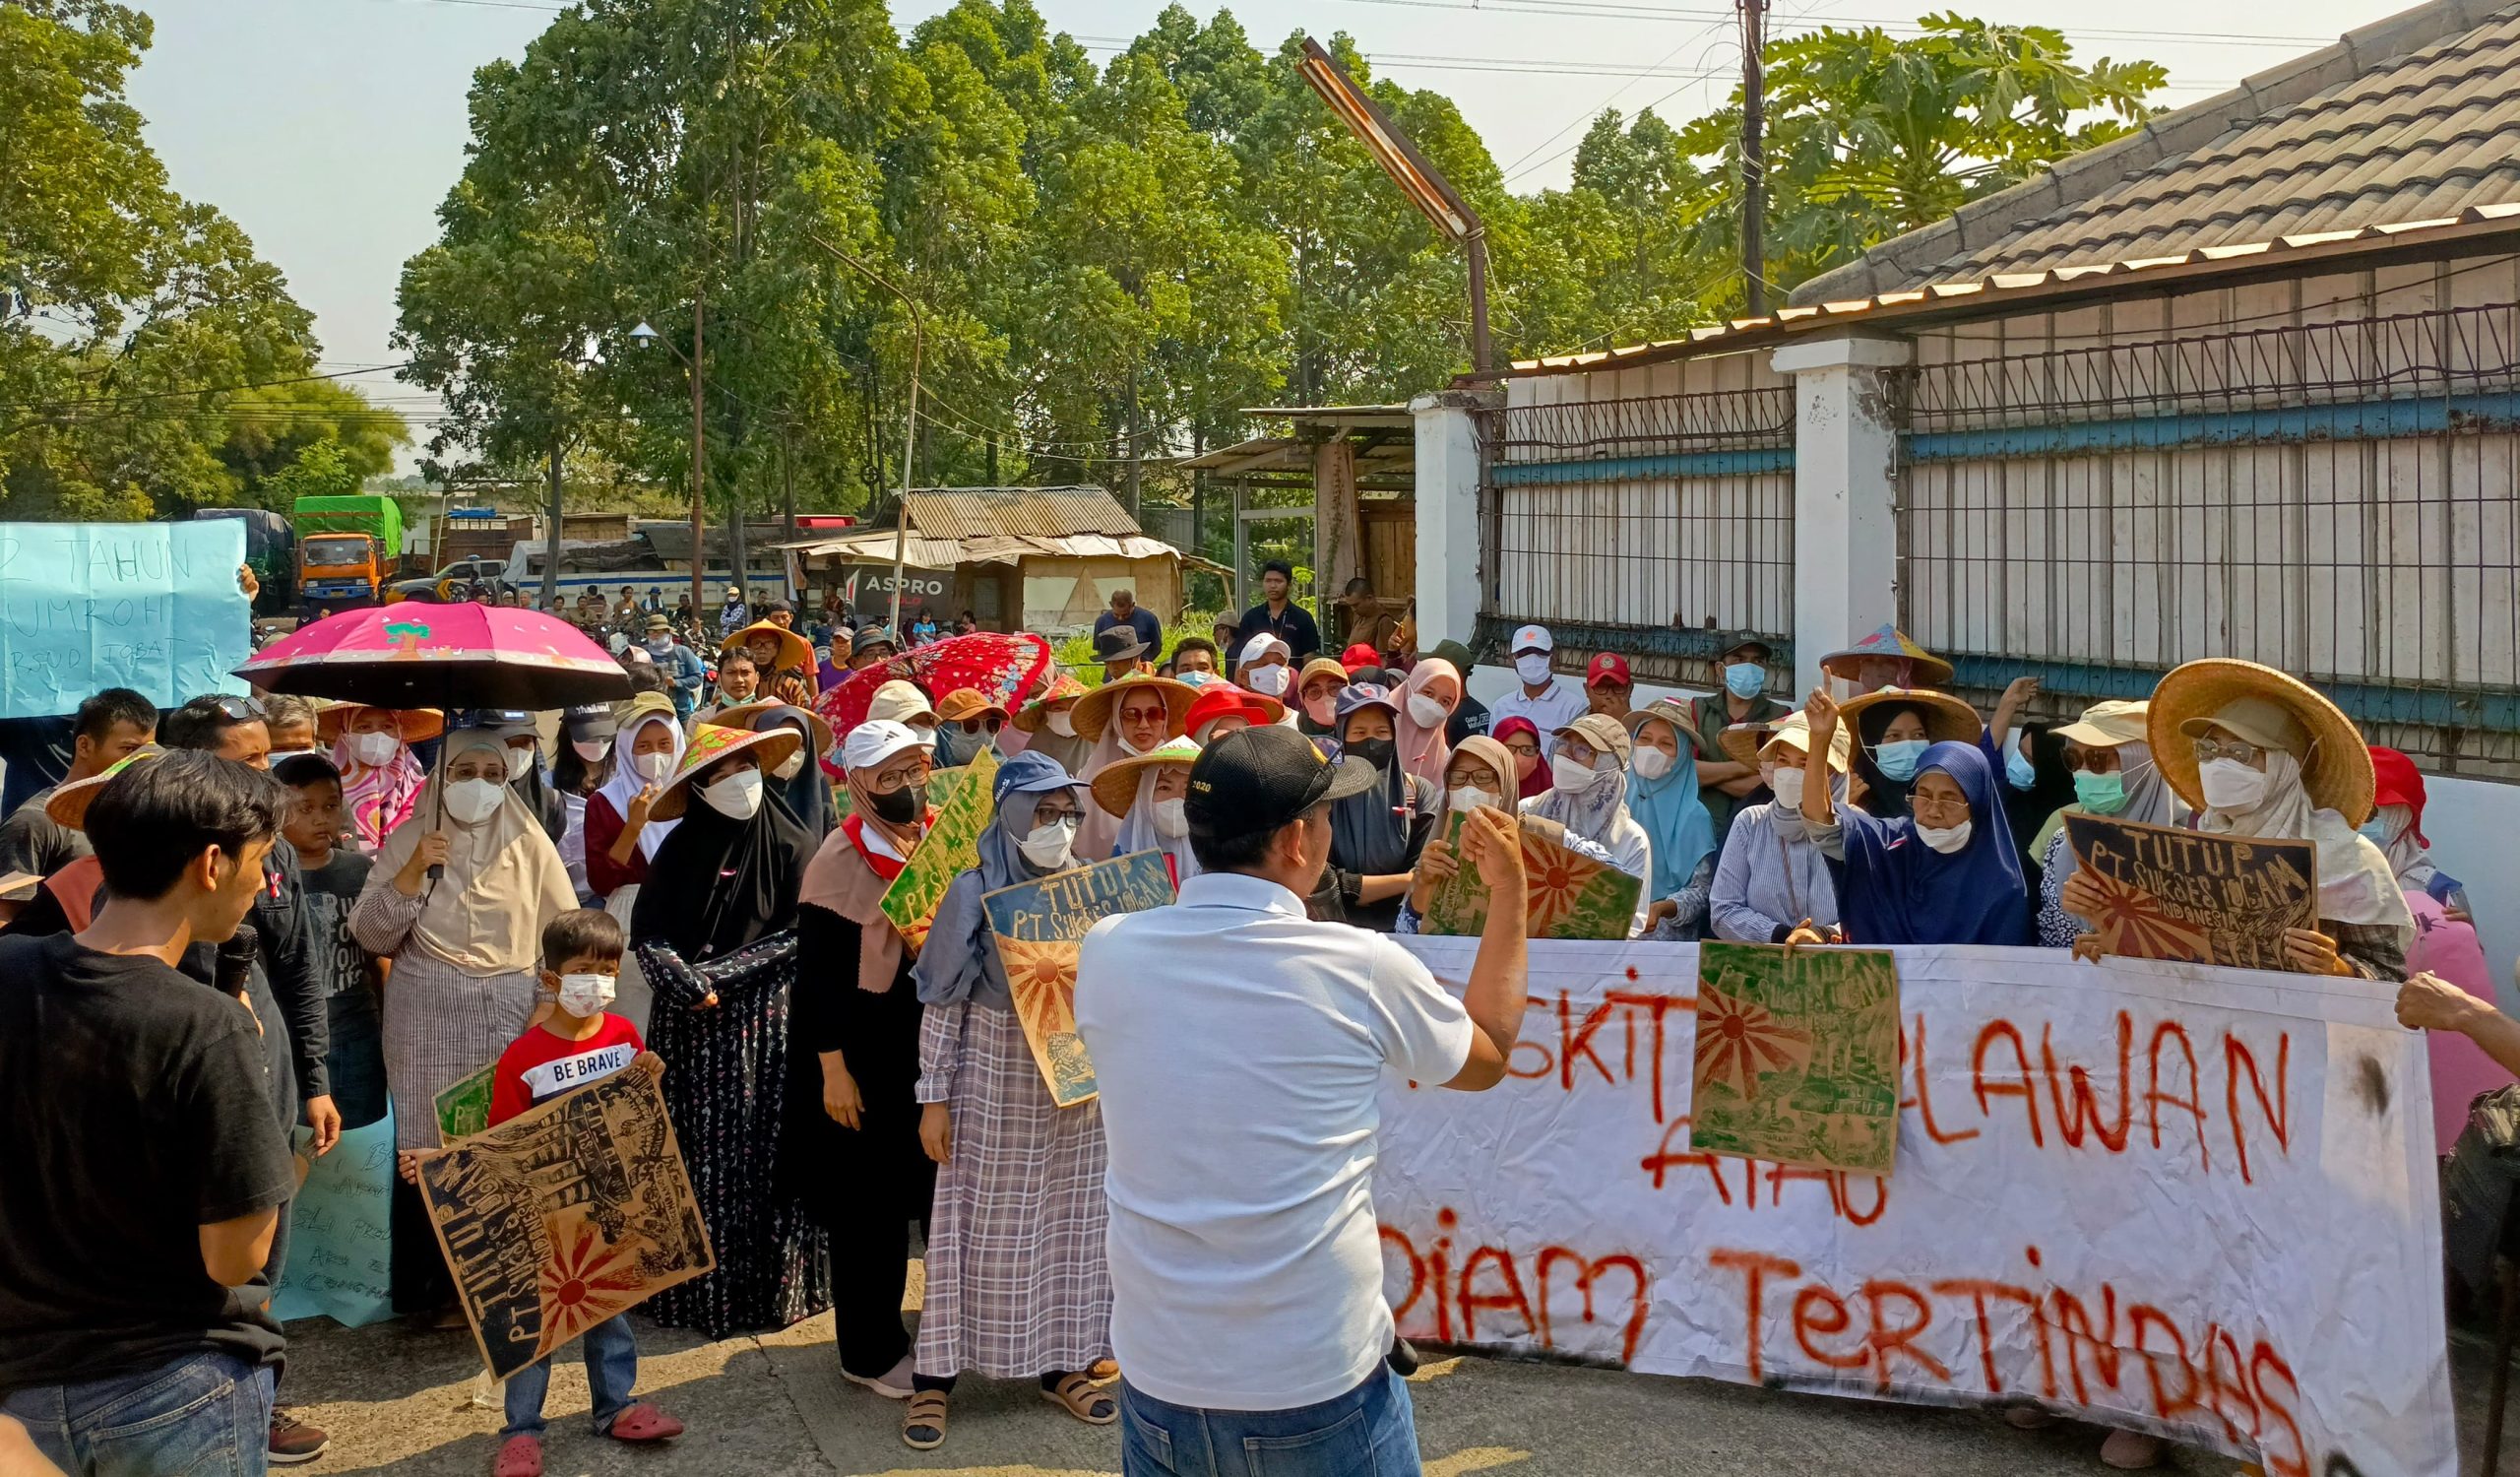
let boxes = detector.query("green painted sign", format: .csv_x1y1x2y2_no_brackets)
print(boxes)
880,747,999,952
434,1061,496,1141
1418,810,1641,940
1689,941,1900,1177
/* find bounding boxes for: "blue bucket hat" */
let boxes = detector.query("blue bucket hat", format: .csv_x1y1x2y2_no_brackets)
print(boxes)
992,749,1092,806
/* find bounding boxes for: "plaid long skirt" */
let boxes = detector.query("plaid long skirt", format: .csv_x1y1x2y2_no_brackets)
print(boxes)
357,884,539,1153
914,999,1113,1381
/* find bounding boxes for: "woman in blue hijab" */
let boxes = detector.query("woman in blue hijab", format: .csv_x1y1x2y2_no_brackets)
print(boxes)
1792,688,2029,946
1625,698,1718,939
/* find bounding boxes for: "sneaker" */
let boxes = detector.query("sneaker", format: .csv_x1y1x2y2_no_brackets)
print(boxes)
843,1354,915,1399
2100,1430,2166,1470
493,1434,544,1477
268,1408,331,1465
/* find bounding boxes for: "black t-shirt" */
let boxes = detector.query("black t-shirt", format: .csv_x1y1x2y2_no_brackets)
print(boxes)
297,850,374,1000
0,934,296,1389
0,788,89,882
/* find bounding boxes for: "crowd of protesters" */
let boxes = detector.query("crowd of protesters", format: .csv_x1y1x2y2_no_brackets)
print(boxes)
0,564,2511,1477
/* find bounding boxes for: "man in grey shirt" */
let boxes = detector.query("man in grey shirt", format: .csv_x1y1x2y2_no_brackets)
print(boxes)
0,688,156,921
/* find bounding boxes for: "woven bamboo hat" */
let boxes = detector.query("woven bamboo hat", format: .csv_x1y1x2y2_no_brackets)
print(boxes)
1719,710,1852,774
1837,685,1983,746
2147,659,2373,823
1071,673,1198,744
46,746,168,831
1010,671,1089,735
1091,736,1203,817
1621,698,1704,756
650,722,803,820
1818,624,1955,689
708,698,836,758
315,704,445,745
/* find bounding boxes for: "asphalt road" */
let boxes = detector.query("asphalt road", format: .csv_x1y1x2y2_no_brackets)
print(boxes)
271,1288,2513,1476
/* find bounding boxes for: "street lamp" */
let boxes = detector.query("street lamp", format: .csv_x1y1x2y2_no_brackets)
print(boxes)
629,304,709,618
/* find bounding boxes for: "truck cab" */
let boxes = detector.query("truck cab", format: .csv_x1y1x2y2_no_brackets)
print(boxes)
298,532,390,612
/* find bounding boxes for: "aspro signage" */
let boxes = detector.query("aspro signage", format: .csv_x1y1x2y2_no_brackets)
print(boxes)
840,563,949,620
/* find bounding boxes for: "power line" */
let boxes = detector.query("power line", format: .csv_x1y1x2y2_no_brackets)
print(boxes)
0,361,414,414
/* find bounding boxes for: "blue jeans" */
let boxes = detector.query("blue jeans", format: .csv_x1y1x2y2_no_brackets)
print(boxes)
501,1314,637,1439
1119,1368,1419,1477
5,1349,276,1476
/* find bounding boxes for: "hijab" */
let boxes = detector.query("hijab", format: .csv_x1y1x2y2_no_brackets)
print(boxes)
1626,706,1716,901
494,720,566,844
598,705,684,860
1830,740,2029,947
632,752,816,960
1329,704,1418,877
1394,660,1459,787
332,710,424,850
1528,730,1632,850
1491,716,1550,801
755,705,834,836
372,729,576,977
1851,701,1930,820
1446,736,1518,812
2195,747,2408,929
1075,685,1183,863
2000,724,2077,878
916,755,1083,1009
2038,738,2178,896
1109,765,1200,882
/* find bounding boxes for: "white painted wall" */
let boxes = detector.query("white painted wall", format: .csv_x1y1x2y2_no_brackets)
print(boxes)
1410,390,1485,650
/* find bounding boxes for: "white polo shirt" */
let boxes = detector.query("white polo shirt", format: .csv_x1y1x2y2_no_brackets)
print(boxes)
1486,679,1587,740
1075,871,1475,1412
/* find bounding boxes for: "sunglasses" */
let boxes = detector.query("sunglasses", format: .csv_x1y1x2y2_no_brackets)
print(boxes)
199,693,267,722
2190,737,2265,766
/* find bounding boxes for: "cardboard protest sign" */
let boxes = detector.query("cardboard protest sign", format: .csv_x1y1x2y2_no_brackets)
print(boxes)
1419,810,1642,939
2063,813,2316,970
435,1062,496,1141
1380,938,2452,1476
981,849,1177,1107
0,521,251,718
417,1053,713,1379
1688,942,1899,1176
881,746,999,952
270,1112,397,1329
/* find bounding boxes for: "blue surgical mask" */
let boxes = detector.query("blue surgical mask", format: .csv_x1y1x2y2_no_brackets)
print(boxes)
2072,769,2127,815
1723,662,1766,699
2358,817,2390,846
1874,738,1927,782
2004,746,2038,791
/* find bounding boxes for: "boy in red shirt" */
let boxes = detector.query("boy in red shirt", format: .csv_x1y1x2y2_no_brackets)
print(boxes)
488,910,685,1477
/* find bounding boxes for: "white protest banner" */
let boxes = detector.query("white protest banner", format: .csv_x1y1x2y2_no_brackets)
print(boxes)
1382,939,2454,1477
0,520,251,718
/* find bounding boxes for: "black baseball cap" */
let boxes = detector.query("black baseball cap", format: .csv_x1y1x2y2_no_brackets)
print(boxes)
562,704,618,740
1186,724,1382,841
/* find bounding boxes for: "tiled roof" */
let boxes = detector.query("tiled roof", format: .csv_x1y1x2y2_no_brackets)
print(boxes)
901,486,1142,541
1792,0,2520,302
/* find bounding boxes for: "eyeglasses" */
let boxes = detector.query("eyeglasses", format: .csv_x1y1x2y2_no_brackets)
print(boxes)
2190,737,2264,766
867,757,932,794
1032,798,1083,822
1503,739,1543,758
1559,739,1601,765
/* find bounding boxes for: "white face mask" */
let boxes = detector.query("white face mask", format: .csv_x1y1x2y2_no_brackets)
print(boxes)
1019,814,1078,869
771,749,805,782
1116,732,1153,759
1632,747,1672,780
1406,693,1449,729
2198,757,2270,811
555,972,617,1016
349,731,401,767
1045,711,1078,739
1769,765,1805,808
701,767,764,819
1247,664,1291,697
1915,819,1973,854
443,777,506,825
635,749,674,782
1449,785,1496,813
1549,751,1599,795
503,745,536,783
1153,797,1188,839
572,738,612,763
1515,653,1554,686
1304,694,1336,727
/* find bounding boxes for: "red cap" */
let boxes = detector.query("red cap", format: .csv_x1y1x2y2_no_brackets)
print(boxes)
2367,745,2427,844
1586,652,1632,688
1340,643,1381,674
1184,684,1282,738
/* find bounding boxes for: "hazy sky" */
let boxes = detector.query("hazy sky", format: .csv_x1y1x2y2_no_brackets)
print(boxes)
125,0,2391,467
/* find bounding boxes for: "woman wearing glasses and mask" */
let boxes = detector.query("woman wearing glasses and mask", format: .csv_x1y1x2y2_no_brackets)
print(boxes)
631,722,826,1336
1837,687,1980,821
904,752,1117,1451
2027,701,2181,948
350,722,576,1313
789,722,939,1400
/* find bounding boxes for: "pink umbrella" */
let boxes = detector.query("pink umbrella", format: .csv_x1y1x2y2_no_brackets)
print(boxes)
235,604,632,711
815,632,1054,741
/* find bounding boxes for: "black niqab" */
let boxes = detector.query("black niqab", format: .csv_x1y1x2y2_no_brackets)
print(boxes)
633,786,815,960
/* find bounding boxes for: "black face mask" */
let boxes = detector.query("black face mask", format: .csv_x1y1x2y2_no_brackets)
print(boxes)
1344,738,1396,773
869,785,925,824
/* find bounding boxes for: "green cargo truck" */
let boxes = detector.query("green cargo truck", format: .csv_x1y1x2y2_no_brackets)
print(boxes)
293,494,407,613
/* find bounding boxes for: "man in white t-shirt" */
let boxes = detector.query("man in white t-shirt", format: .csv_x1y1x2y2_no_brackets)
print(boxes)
1075,725,1531,1476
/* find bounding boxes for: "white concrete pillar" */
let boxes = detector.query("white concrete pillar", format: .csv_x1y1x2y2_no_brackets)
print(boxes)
1770,335,1912,696
1411,389,1489,649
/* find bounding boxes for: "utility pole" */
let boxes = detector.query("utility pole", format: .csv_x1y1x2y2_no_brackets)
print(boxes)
889,323,920,633
1123,371,1143,520
540,424,564,610
687,288,708,617
1739,0,1771,318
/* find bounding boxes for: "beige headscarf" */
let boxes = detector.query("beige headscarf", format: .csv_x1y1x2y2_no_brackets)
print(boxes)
374,728,577,977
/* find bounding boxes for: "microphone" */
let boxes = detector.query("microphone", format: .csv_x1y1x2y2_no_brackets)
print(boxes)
215,923,260,1003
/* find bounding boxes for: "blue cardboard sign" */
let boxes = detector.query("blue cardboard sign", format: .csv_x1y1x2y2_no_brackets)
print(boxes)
0,521,251,718
270,1111,397,1329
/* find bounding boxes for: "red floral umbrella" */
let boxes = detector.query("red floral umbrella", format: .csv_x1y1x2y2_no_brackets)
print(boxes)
816,632,1054,742
235,605,632,711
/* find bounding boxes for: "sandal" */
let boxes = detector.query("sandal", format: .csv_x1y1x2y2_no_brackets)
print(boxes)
602,1402,685,1444
902,1391,949,1450
1041,1372,1118,1426
1084,1358,1120,1386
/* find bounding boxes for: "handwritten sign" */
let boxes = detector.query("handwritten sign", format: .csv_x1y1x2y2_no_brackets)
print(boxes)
881,746,998,952
2063,814,2316,970
435,1062,495,1141
270,1111,397,1329
1420,811,1642,939
0,521,251,718
417,1053,714,1379
1380,938,2452,1477
981,850,1177,1107
1689,942,1899,1176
